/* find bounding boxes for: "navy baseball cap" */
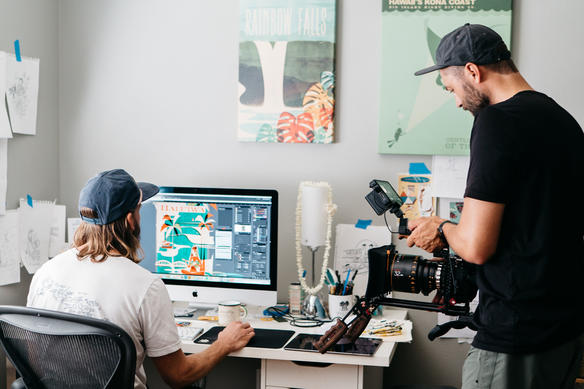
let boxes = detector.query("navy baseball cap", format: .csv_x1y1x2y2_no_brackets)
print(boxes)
79,169,159,225
414,23,511,76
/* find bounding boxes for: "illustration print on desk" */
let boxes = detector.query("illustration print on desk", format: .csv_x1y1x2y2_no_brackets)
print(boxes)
5,54,40,135
0,210,20,285
238,0,336,143
334,224,391,296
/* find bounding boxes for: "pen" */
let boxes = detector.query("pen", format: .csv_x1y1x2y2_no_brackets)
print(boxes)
351,269,358,281
326,268,336,285
342,269,351,296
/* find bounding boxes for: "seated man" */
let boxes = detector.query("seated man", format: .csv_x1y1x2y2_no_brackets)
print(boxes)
27,169,255,389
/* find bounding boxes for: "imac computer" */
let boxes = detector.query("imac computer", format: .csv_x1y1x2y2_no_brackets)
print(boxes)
139,186,278,307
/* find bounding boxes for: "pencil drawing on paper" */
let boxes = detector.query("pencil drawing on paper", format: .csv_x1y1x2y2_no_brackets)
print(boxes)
24,229,41,265
7,73,31,119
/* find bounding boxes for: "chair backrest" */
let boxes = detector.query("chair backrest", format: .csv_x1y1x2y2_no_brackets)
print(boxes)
0,305,136,389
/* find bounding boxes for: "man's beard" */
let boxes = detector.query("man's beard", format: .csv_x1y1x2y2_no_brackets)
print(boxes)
462,81,490,116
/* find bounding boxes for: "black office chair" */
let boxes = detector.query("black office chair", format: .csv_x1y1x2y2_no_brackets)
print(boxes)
0,305,136,389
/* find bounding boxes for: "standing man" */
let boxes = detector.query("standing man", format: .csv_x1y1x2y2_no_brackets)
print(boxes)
408,24,584,388
28,169,255,389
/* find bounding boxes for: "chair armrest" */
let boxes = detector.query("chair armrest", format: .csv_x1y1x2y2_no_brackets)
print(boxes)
11,377,26,389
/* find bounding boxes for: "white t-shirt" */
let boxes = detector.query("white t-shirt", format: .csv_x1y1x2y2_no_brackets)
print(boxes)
27,249,181,389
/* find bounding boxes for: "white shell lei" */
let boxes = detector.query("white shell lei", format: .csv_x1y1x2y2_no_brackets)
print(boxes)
295,181,337,295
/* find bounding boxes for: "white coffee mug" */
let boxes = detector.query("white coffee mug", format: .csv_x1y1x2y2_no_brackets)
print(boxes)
328,294,355,319
218,301,247,326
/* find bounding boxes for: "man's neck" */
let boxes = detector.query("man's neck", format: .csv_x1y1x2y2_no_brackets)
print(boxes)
486,72,533,105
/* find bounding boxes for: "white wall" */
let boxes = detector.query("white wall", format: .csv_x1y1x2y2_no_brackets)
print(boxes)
0,0,578,388
0,1,60,387
58,1,584,388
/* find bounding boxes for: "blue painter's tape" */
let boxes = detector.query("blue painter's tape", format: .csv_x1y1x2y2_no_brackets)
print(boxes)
355,219,372,229
409,162,431,174
14,40,22,62
27,194,33,207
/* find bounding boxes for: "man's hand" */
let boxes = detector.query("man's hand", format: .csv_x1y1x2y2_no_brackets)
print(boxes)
217,321,255,353
406,216,447,253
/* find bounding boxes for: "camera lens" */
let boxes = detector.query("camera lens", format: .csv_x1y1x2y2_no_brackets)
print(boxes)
390,254,439,296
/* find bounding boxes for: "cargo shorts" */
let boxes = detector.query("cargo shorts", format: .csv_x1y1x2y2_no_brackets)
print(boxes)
462,335,584,389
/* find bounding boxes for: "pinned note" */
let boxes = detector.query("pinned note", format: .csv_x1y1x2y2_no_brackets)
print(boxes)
14,40,21,62
355,219,372,229
409,162,431,175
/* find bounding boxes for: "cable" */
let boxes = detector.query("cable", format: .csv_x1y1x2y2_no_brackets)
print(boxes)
265,306,332,328
383,212,401,235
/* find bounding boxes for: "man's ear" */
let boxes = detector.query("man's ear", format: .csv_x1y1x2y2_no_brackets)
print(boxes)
464,62,482,84
126,212,136,231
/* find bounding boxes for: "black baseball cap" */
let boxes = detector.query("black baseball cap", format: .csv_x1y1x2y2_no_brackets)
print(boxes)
414,23,511,76
79,169,159,225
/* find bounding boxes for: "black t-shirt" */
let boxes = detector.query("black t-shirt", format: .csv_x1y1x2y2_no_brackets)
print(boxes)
464,90,584,354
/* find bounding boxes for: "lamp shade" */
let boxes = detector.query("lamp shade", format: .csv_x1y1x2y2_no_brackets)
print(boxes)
301,183,328,250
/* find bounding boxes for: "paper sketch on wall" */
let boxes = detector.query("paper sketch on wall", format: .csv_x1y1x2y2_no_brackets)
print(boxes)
334,224,392,296
6,54,40,135
238,0,336,143
67,217,82,244
0,210,20,286
18,199,53,273
49,205,67,257
0,139,7,215
0,52,13,138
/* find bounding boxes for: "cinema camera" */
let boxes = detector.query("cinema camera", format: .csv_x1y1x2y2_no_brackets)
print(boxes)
314,180,478,354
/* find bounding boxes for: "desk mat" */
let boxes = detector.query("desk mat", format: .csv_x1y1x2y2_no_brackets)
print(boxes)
195,326,295,349
284,334,382,356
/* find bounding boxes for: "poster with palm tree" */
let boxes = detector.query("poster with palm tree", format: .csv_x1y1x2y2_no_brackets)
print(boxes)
154,202,216,275
378,0,512,155
238,0,336,143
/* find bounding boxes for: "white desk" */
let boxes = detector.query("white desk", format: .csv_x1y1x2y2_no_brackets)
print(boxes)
179,308,408,389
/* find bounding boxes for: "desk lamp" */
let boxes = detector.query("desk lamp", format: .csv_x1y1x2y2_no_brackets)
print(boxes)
295,181,337,317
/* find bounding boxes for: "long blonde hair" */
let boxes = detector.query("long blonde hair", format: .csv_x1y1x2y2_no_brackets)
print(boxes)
74,207,143,263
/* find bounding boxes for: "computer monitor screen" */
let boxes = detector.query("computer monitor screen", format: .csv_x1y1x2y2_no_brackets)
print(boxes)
139,186,278,307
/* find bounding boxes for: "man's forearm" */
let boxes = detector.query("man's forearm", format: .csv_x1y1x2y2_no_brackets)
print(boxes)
178,341,231,386
443,198,504,265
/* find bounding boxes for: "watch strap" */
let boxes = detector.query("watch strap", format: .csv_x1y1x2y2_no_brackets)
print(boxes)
437,220,456,242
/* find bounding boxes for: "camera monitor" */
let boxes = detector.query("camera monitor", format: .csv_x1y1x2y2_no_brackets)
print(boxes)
139,186,278,307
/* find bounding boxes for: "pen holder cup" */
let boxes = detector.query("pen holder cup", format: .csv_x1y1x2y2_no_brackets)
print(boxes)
328,294,355,320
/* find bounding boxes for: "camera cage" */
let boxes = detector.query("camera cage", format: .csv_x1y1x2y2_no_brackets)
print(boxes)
314,179,478,354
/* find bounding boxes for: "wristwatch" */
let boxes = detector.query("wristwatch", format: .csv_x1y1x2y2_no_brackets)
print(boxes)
437,220,456,242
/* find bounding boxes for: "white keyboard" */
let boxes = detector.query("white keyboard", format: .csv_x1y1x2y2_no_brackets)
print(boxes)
176,324,204,341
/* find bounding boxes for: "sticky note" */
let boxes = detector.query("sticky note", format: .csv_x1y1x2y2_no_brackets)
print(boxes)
14,40,21,62
409,162,431,174
27,194,33,207
355,219,372,229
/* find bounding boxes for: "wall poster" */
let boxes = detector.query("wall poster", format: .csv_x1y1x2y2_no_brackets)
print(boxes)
238,0,336,143
378,0,512,155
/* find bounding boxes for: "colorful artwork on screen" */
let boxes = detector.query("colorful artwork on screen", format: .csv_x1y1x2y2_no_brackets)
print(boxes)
154,202,216,276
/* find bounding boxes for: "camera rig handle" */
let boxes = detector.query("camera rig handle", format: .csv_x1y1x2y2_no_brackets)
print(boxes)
314,295,474,354
398,217,411,235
